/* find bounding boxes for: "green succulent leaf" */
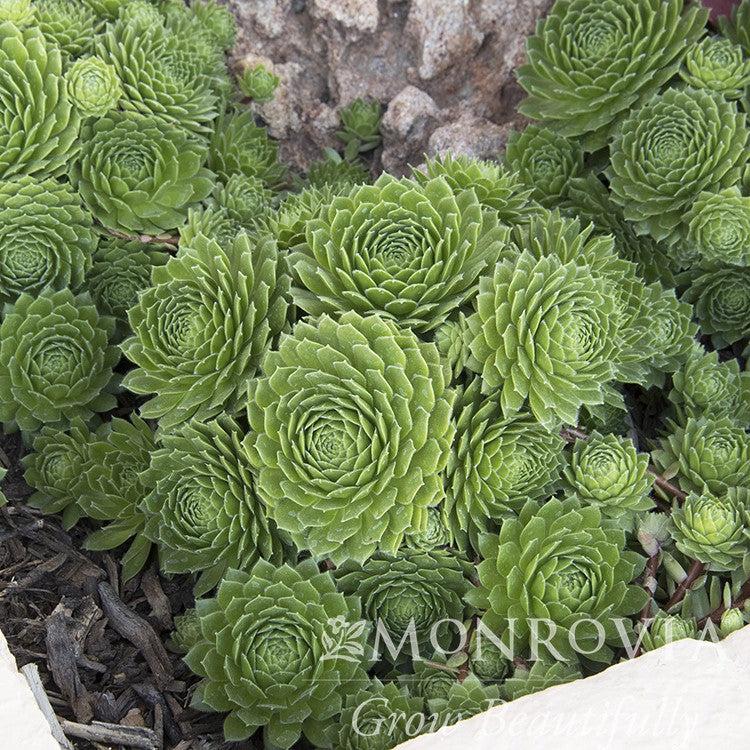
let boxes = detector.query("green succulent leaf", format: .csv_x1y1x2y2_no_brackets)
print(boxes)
0,289,118,433
671,488,750,572
608,87,748,242
680,36,750,99
638,610,698,651
290,173,509,333
336,550,471,663
517,0,707,151
445,377,565,545
505,125,583,207
71,111,214,234
467,250,618,428
238,63,279,102
471,496,648,662
0,176,95,304
502,658,582,701
86,236,169,341
412,153,537,225
0,21,80,179
121,232,289,430
683,265,750,347
22,418,94,515
66,55,122,117
335,679,424,750
244,312,455,564
427,673,501,727
209,109,286,188
562,432,654,520
185,560,367,748
35,0,95,59
653,417,750,496
142,415,283,595
337,97,382,154
669,346,750,427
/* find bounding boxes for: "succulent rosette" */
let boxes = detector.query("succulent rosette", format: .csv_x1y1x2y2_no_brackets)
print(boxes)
641,284,698,384
337,97,382,153
169,608,201,653
22,418,93,524
35,0,95,59
66,55,122,117
467,496,649,662
0,176,95,304
720,0,750,53
335,680,424,750
504,125,583,207
639,611,697,651
433,313,472,382
142,415,283,595
238,63,279,102
213,173,272,225
86,237,168,341
671,489,750,572
71,112,213,234
562,432,654,520
0,288,118,433
427,674,501,727
209,109,286,188
517,0,707,151
179,205,244,246
446,377,564,542
683,187,750,266
399,654,458,705
336,550,470,663
502,659,582,700
290,173,508,333
97,22,218,136
412,153,536,225
78,415,157,580
468,630,509,683
653,417,750,496
607,87,748,242
252,185,336,251
669,348,750,427
244,312,455,564
467,250,618,428
403,507,452,552
185,560,367,747
0,21,80,179
683,265,750,347
680,36,750,99
121,232,289,430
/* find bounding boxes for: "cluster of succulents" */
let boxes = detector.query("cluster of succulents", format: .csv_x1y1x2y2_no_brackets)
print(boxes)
4,0,750,748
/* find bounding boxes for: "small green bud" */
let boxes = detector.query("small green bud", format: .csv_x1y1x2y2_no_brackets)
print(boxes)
720,608,745,638
238,63,280,103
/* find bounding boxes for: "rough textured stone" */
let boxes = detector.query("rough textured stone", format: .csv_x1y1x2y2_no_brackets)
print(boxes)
310,0,379,35
427,115,515,162
227,0,554,174
406,0,484,81
380,86,441,175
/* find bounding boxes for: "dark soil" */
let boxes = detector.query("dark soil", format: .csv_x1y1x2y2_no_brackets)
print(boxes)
0,431,246,750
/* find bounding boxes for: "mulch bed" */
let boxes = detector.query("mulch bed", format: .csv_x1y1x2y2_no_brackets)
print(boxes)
0,431,247,750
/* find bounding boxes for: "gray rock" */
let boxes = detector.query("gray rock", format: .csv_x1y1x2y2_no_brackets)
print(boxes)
406,0,484,81
380,86,442,175
227,0,553,175
427,115,514,162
